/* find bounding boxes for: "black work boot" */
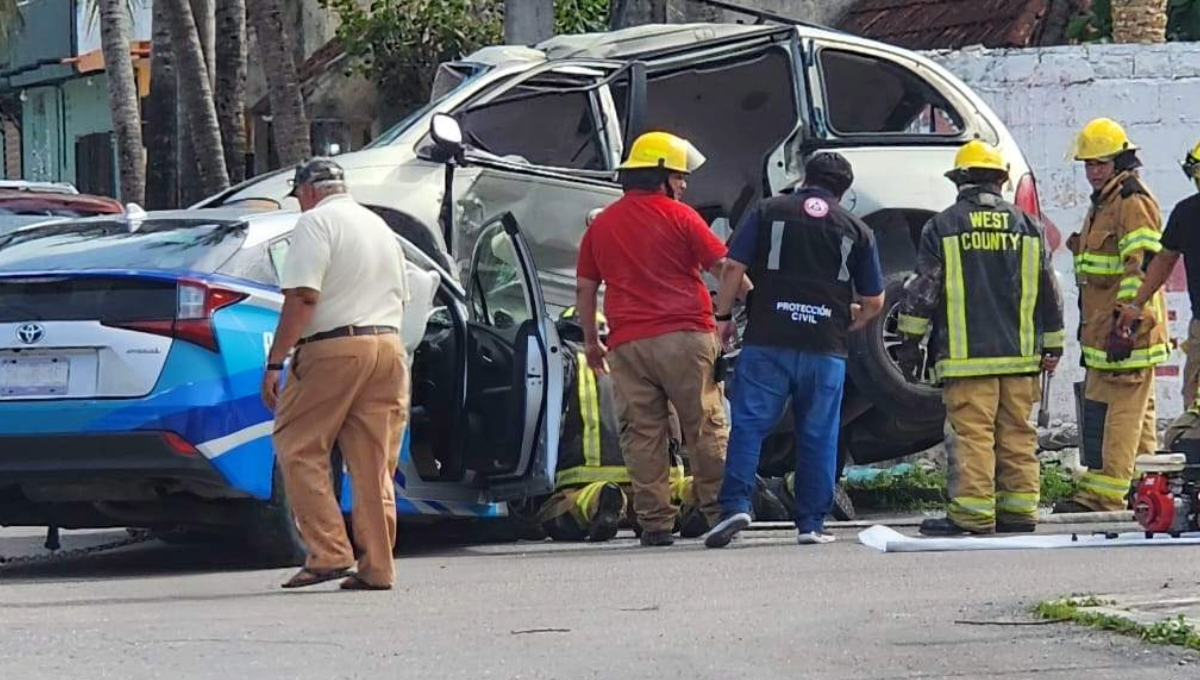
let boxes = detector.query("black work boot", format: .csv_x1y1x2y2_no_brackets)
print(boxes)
586,483,624,542
677,508,710,539
919,517,992,536
639,530,675,547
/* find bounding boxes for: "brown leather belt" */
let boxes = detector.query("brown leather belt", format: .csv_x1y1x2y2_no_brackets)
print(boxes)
297,325,398,346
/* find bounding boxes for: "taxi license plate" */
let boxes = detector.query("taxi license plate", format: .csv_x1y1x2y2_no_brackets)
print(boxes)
0,356,70,397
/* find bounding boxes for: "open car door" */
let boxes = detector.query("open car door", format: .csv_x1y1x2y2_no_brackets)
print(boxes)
463,213,563,500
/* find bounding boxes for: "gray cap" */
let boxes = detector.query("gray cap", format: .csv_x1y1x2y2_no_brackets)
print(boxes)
288,157,346,196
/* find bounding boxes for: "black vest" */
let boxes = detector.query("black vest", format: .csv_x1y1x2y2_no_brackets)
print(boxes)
743,189,868,357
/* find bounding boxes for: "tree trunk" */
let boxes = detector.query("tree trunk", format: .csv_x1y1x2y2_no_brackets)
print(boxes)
98,0,145,205
163,0,230,198
144,0,178,209
191,0,217,85
215,0,247,184
1111,0,1169,43
247,0,310,168
505,0,554,44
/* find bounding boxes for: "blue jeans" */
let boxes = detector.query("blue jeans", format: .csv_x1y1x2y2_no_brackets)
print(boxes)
717,345,846,533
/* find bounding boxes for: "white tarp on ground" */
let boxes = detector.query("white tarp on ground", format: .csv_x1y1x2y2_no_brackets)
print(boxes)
858,525,1200,553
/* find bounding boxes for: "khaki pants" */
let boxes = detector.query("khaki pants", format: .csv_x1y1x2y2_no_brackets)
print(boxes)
609,331,728,532
1140,389,1158,456
1183,319,1200,406
273,334,408,587
943,376,1041,531
1075,368,1154,512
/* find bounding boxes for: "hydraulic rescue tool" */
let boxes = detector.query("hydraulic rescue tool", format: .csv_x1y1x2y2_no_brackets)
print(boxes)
1131,450,1200,538
1037,362,1053,429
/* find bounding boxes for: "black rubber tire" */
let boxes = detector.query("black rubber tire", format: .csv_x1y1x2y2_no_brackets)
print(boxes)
241,467,307,567
847,272,942,417
831,483,855,522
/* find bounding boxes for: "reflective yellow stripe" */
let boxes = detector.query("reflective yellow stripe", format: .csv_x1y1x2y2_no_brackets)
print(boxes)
996,491,1040,514
1043,329,1065,349
936,356,1041,379
1019,235,1040,357
1079,471,1131,502
1081,343,1171,370
1073,253,1123,276
556,465,631,487
1118,228,1162,259
949,496,996,519
943,236,968,359
574,481,609,519
577,353,601,468
670,474,692,506
897,313,930,336
1117,276,1142,301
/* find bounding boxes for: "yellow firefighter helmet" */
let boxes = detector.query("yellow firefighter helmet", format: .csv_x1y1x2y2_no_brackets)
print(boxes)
618,132,706,174
1183,139,1200,183
1071,118,1137,161
947,140,1009,177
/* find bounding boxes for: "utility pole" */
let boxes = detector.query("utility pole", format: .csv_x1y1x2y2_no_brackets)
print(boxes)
505,0,555,44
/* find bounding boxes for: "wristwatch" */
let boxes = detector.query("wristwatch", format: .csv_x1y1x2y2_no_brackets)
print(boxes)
714,312,733,322
266,362,285,371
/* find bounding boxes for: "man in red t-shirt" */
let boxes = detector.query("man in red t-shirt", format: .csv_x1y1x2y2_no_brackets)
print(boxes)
576,131,734,547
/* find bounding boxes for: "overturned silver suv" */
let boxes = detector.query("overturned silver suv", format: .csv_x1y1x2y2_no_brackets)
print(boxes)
199,22,1043,480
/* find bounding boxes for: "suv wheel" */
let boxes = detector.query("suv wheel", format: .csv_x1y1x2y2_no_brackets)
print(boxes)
847,272,942,417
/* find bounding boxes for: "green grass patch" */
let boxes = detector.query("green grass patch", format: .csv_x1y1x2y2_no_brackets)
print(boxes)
1039,462,1079,506
1034,596,1200,651
843,465,947,512
842,461,1078,512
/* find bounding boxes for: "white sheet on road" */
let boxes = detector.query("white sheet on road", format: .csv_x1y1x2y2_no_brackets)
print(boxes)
858,524,1200,553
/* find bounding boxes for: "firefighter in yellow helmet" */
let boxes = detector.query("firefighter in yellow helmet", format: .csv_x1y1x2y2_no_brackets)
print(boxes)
576,131,733,547
895,140,1065,535
1057,118,1171,513
535,306,689,541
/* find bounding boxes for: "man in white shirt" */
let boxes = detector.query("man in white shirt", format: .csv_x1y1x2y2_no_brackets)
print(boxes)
261,158,410,591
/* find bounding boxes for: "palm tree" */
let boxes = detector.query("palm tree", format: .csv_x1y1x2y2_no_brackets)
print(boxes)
163,0,230,198
98,0,145,205
246,0,311,168
0,0,22,58
191,0,216,84
144,0,178,209
215,0,247,184
1111,0,1170,42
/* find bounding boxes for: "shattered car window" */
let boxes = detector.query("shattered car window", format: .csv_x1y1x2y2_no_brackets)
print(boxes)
819,49,964,136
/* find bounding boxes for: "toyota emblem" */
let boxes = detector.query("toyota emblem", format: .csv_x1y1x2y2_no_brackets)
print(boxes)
16,323,45,345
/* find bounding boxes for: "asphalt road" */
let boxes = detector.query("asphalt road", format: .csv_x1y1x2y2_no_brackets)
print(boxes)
2,522,1200,680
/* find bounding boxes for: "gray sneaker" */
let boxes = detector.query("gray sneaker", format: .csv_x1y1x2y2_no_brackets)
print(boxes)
704,512,752,548
797,530,836,545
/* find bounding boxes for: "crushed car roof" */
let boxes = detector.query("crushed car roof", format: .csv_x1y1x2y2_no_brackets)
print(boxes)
535,23,776,60
463,23,780,66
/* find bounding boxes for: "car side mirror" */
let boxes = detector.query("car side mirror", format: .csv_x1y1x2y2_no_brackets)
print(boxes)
430,113,464,159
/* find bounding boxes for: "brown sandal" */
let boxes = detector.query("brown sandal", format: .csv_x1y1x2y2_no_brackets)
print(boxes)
339,575,392,591
281,566,353,589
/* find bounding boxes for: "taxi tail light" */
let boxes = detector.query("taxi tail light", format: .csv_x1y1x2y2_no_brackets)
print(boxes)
162,432,199,456
103,281,246,352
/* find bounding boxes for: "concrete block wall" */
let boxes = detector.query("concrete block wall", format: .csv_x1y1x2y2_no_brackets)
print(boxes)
930,43,1200,421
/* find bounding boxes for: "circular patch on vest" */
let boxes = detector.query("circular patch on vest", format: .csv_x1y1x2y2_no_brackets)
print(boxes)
804,197,830,218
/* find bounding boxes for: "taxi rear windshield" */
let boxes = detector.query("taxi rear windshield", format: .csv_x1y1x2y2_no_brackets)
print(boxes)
0,219,248,274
